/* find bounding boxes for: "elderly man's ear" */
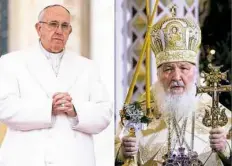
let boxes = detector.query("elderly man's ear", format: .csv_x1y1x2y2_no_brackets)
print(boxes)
69,26,72,34
35,23,42,36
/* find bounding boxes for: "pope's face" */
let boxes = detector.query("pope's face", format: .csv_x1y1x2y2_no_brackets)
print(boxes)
35,6,72,53
158,62,196,95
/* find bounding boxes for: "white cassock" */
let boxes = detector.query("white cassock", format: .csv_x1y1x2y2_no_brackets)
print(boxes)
0,43,112,166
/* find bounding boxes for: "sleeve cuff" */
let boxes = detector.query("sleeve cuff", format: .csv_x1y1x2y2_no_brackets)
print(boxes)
69,105,79,128
115,140,126,162
50,115,56,127
218,141,231,158
117,146,126,161
69,116,79,128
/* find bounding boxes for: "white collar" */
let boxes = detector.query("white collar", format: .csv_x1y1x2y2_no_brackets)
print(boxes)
39,41,64,60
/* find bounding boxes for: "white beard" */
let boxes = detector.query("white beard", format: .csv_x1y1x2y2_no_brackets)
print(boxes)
153,81,198,120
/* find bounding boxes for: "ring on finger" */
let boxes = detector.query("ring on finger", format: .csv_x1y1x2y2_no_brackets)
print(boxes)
60,103,65,107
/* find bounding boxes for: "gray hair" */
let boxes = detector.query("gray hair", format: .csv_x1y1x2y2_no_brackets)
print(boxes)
38,4,70,21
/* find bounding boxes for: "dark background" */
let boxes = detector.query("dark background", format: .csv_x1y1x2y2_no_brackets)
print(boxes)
0,0,8,56
200,0,231,110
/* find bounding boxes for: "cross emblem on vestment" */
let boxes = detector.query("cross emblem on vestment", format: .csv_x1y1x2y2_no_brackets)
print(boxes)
197,50,232,128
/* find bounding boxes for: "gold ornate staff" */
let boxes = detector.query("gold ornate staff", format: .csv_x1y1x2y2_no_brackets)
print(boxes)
197,49,232,128
122,128,137,166
121,1,159,166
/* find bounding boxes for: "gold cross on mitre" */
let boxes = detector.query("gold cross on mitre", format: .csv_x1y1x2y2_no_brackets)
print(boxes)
168,3,177,17
197,49,232,128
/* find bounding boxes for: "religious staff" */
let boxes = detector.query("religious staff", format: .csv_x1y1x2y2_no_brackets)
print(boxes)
0,4,112,166
115,13,231,166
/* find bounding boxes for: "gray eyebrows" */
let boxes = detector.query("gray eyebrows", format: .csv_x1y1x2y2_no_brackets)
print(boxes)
157,64,198,79
38,4,70,21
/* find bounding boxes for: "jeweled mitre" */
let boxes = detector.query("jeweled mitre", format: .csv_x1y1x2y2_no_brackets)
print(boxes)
150,15,201,67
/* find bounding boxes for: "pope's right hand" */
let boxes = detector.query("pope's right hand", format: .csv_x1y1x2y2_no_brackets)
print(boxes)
52,92,73,116
122,136,138,157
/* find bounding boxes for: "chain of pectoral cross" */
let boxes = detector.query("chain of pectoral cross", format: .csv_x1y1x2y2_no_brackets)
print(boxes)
167,115,191,154
197,56,232,128
172,117,191,151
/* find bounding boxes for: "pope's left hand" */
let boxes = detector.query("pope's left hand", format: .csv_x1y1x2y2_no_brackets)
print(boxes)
209,127,227,152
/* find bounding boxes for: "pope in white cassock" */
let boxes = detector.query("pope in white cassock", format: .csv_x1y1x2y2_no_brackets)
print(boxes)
115,13,231,166
0,4,112,166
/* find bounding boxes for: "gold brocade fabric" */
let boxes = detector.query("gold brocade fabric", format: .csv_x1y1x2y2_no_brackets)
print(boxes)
115,85,232,166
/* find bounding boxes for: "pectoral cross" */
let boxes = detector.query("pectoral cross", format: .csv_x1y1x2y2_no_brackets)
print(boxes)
197,50,232,128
